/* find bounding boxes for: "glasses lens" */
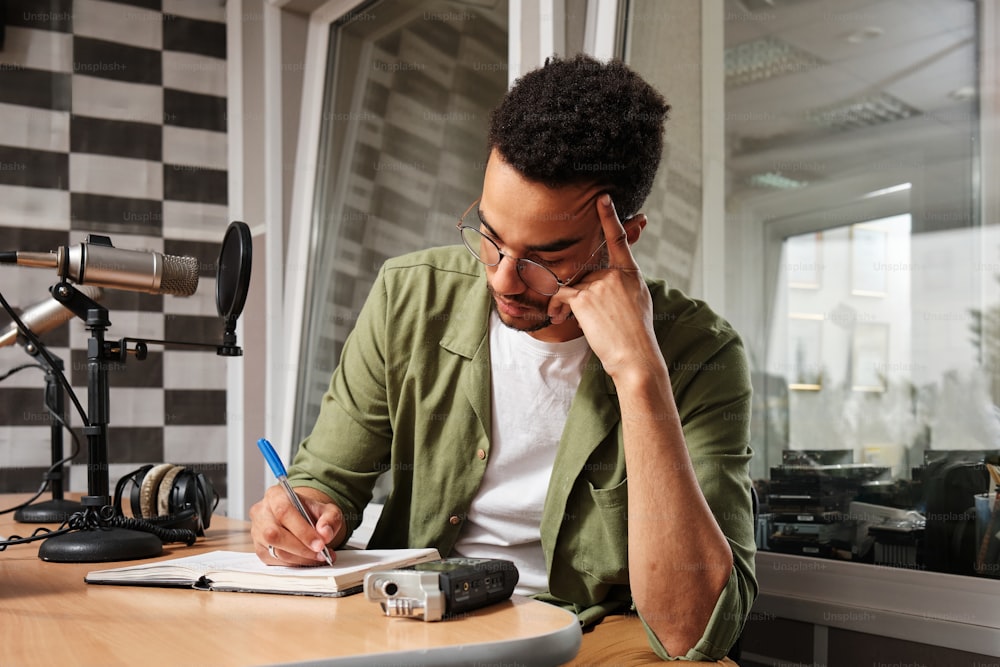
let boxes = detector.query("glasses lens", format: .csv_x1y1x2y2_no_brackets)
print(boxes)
517,260,560,296
460,226,500,266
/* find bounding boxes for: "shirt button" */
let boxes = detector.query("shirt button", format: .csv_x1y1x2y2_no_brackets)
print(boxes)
449,514,462,525
476,449,486,460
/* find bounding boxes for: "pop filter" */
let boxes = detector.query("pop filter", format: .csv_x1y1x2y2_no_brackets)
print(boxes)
216,221,252,356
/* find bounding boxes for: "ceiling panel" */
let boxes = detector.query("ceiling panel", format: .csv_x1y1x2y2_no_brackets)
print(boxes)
723,0,978,199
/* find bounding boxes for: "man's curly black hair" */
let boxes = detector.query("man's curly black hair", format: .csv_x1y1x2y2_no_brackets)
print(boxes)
488,54,670,219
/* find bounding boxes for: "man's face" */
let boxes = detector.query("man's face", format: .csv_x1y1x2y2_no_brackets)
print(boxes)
476,149,607,342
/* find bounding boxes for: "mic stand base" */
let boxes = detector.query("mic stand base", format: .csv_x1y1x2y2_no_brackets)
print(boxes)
38,526,163,563
14,498,84,524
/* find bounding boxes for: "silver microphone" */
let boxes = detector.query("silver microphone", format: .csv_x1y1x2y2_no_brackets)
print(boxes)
0,286,104,349
1,238,199,297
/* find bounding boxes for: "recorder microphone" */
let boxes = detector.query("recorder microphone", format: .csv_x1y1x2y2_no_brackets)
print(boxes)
0,286,104,348
0,236,199,296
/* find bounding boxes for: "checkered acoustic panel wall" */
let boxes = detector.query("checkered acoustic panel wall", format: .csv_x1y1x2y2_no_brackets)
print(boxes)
0,0,230,506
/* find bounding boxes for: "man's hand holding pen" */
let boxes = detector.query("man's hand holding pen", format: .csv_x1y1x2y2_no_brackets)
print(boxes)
250,439,346,566
250,483,346,566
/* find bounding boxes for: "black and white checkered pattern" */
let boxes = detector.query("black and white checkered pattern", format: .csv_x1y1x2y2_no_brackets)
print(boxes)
0,0,229,502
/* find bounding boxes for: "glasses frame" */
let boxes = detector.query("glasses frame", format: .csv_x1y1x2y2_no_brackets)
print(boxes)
457,198,608,296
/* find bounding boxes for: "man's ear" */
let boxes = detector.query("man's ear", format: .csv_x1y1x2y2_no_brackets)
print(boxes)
624,214,647,245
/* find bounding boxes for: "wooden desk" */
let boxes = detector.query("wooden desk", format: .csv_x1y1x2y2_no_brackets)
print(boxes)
0,499,581,666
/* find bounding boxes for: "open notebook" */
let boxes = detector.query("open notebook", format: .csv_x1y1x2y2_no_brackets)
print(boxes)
85,548,440,597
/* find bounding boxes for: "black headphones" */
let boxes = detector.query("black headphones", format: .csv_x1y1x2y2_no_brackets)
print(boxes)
113,464,218,537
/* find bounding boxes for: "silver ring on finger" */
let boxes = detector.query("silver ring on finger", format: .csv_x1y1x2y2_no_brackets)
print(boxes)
267,544,277,559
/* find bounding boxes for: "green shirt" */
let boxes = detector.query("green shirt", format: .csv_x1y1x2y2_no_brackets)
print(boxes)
288,246,757,661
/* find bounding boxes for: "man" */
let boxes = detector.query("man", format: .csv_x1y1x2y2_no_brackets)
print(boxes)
250,54,756,662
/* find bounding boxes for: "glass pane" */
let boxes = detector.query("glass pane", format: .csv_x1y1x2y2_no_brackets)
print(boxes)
621,0,706,293
723,0,1000,578
294,0,509,447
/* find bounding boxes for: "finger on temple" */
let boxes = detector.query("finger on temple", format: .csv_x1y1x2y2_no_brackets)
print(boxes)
598,194,646,270
598,195,637,265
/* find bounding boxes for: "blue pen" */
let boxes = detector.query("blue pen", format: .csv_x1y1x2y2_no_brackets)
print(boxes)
257,438,334,566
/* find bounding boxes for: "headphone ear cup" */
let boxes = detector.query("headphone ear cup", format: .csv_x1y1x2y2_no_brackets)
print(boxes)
157,465,185,518
196,472,214,531
139,463,175,520
128,464,156,519
171,469,215,535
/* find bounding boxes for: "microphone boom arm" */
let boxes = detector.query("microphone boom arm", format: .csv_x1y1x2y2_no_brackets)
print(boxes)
119,336,242,357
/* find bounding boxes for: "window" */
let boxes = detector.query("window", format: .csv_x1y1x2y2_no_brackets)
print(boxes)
722,0,999,580
293,0,509,445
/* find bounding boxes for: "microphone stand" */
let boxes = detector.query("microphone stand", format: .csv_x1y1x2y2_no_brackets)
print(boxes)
37,282,162,562
13,347,82,523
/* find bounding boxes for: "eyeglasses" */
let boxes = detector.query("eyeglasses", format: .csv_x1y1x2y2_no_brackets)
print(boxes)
457,198,608,296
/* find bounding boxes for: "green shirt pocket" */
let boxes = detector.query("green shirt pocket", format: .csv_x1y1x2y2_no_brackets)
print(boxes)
567,477,630,585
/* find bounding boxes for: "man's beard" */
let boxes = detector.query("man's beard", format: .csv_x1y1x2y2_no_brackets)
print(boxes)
486,282,552,333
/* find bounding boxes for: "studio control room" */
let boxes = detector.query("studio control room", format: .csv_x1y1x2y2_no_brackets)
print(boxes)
1,1,998,666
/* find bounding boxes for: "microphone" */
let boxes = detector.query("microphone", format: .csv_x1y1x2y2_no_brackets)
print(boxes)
0,235,199,297
0,286,104,349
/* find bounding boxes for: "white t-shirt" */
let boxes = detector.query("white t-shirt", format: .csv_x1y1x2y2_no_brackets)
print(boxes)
452,312,591,595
